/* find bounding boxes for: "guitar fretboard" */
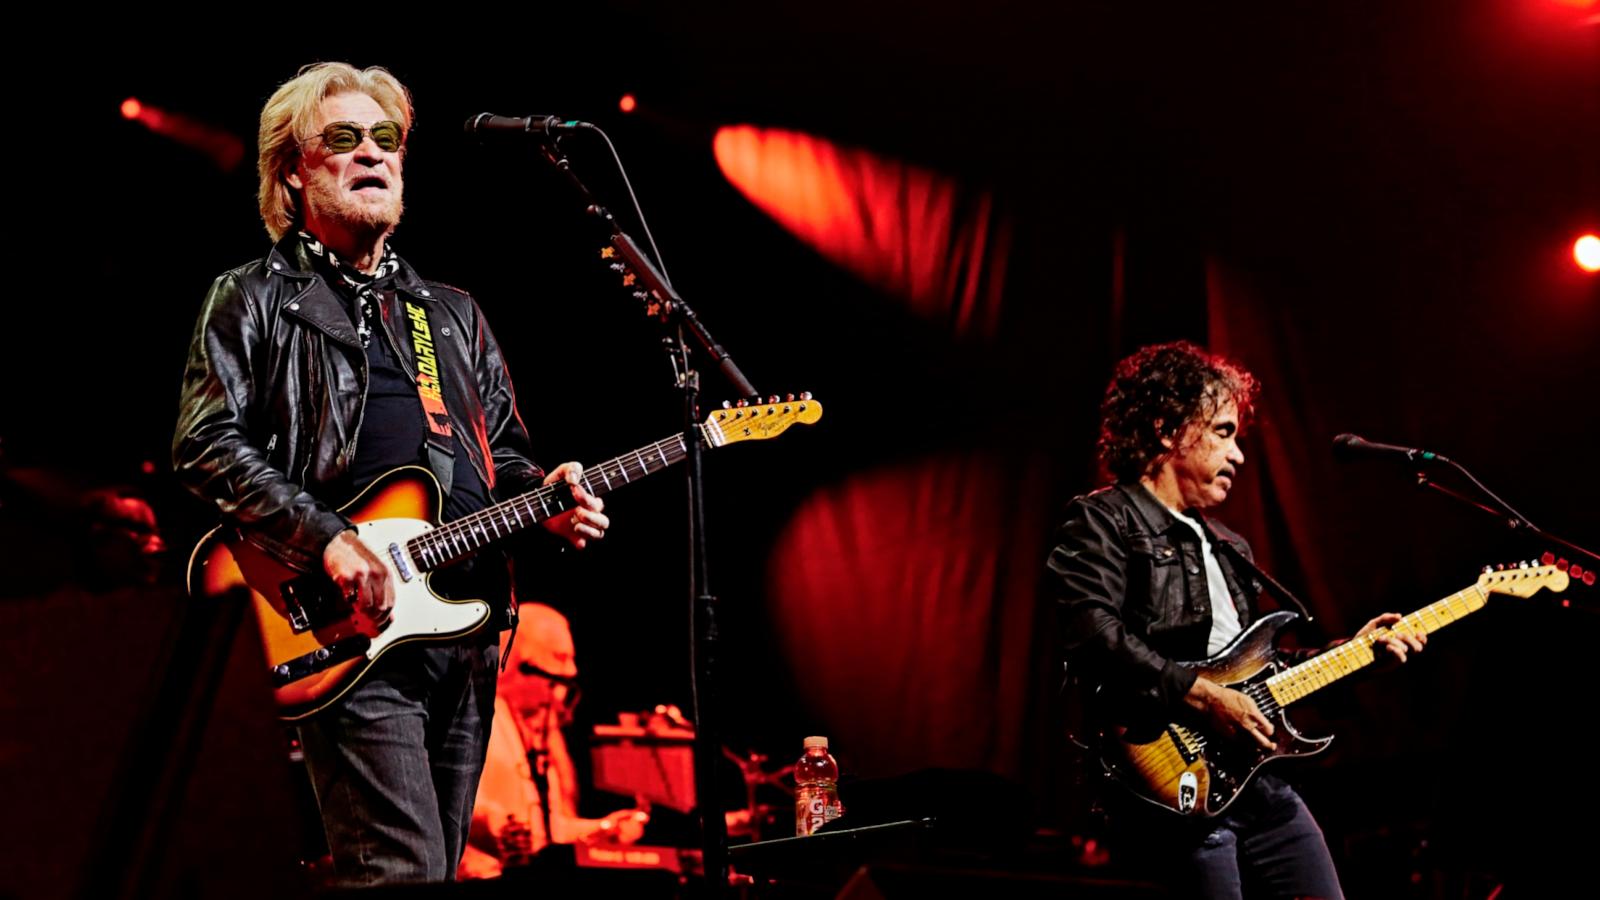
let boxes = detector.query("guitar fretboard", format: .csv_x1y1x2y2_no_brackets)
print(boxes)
1265,585,1488,706
406,426,710,572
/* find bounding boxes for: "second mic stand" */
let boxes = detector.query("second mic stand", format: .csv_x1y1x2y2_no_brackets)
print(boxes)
1414,456,1599,570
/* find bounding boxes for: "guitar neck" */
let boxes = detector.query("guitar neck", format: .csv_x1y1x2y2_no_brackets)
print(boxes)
1265,583,1489,707
409,426,706,571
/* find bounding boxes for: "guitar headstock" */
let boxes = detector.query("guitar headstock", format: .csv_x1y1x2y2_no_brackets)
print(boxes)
703,394,823,446
1477,555,1579,599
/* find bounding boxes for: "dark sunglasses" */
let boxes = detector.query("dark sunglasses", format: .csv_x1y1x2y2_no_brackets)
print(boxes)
307,120,405,154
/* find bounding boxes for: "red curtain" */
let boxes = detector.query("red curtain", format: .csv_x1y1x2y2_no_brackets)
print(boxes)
715,124,1048,776
714,125,1010,338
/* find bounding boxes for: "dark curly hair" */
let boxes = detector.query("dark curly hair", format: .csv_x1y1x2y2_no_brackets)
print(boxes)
1096,341,1260,484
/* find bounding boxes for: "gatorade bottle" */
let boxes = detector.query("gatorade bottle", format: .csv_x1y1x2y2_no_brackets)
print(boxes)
794,735,843,836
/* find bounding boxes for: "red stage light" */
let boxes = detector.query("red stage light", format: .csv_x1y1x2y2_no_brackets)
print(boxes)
619,93,637,114
1574,234,1600,273
121,98,142,120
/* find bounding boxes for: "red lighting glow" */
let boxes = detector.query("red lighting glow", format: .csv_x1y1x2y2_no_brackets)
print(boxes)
713,124,1009,337
121,98,142,120
618,94,637,114
1574,234,1600,273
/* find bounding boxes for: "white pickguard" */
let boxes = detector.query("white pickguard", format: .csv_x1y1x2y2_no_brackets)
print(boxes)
354,517,491,659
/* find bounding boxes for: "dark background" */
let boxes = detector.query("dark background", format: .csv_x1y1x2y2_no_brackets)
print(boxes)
5,2,1596,895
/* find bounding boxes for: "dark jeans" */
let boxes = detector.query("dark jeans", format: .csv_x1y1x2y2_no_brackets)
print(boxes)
1110,774,1344,900
298,636,499,886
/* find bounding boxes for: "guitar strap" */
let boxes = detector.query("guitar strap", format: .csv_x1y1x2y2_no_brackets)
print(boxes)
394,293,456,497
1215,540,1315,625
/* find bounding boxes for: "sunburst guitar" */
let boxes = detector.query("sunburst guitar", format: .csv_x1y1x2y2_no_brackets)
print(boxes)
189,395,822,721
1094,560,1577,817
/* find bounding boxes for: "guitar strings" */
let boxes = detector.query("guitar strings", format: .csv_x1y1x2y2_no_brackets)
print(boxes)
405,432,696,568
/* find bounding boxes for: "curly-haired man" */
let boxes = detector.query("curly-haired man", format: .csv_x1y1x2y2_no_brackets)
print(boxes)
1045,341,1423,898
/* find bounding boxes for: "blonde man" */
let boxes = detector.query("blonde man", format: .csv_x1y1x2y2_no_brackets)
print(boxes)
174,63,608,885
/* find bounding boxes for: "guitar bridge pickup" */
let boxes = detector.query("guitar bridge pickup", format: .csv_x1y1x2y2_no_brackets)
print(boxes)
388,543,413,582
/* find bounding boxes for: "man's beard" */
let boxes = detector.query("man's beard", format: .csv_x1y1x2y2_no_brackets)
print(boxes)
302,178,404,242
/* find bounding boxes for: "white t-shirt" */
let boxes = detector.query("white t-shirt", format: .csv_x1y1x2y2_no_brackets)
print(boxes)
1170,509,1243,657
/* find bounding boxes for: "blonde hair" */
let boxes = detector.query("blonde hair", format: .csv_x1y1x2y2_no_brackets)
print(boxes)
256,62,413,241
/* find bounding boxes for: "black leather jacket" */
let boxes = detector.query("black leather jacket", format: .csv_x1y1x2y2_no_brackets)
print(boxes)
173,236,544,573
1045,482,1263,720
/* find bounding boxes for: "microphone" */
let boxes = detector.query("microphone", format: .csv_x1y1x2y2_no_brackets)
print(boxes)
1332,433,1451,465
464,113,593,136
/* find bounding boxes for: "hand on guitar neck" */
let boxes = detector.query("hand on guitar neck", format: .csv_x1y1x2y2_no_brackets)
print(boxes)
540,462,609,550
1185,677,1276,751
1353,611,1429,669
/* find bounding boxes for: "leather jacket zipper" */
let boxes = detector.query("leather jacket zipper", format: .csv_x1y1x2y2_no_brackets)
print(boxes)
343,344,370,472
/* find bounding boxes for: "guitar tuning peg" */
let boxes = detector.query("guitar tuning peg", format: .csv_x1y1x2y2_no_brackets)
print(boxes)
1482,565,1494,575
1496,563,1507,571
735,399,749,408
722,400,732,409
1519,560,1530,569
800,391,813,400
767,395,780,404
786,393,795,402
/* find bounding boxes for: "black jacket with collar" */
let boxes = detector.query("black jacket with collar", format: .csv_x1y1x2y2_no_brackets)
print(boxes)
1045,482,1264,721
173,235,544,573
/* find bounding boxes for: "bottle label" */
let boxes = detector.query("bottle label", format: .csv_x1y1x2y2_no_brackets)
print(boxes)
796,787,842,836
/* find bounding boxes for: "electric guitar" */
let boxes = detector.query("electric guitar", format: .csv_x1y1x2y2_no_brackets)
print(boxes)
1092,561,1574,817
188,395,822,721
